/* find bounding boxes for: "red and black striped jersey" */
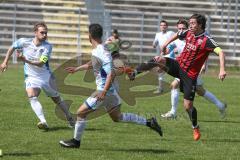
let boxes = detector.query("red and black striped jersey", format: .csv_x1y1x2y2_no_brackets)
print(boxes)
176,30,218,79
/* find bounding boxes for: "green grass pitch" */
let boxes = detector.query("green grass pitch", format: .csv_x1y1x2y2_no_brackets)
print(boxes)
0,64,239,160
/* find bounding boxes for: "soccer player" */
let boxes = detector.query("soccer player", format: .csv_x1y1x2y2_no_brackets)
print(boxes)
0,22,74,131
153,20,175,94
105,29,121,58
59,24,163,148
161,19,227,119
128,14,227,141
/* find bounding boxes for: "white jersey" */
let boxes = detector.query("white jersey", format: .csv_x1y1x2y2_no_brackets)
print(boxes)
168,39,186,57
12,38,52,80
91,44,114,91
153,31,175,51
173,39,185,55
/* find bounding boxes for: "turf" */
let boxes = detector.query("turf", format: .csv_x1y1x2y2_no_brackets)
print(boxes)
0,64,239,160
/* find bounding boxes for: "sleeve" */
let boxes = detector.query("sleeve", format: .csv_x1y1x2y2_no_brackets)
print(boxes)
40,44,52,63
11,38,25,49
178,30,188,40
205,37,221,55
153,33,158,46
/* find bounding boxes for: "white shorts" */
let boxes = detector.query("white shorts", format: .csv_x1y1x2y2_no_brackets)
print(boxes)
25,75,59,97
174,76,204,86
85,90,121,110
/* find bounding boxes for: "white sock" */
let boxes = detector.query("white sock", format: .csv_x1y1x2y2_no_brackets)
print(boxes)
74,120,86,141
170,89,179,114
29,97,46,123
57,100,72,120
203,90,224,110
120,113,147,125
158,73,165,90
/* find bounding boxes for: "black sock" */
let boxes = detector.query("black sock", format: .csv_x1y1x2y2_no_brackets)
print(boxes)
186,106,198,128
136,58,158,74
146,119,151,127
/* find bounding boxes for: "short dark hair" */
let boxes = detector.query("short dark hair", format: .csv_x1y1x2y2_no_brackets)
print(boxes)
112,29,118,35
160,20,168,26
33,22,47,32
177,18,189,28
89,24,103,39
112,29,119,38
190,14,206,30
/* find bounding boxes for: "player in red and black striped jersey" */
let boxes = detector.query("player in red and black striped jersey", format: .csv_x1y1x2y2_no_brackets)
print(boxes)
128,14,227,141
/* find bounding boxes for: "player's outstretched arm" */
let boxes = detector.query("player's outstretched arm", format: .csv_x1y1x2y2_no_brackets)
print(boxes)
161,33,178,54
65,60,92,74
0,47,15,72
218,50,227,81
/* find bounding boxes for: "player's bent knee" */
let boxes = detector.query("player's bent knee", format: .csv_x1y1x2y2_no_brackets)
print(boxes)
29,96,38,103
76,110,85,118
196,86,205,96
110,112,122,122
112,117,120,122
184,101,193,110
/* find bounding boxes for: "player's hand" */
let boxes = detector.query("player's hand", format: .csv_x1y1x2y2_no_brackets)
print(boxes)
118,66,133,74
219,70,227,81
161,45,167,54
0,63,7,72
96,90,107,101
65,67,77,74
17,53,26,62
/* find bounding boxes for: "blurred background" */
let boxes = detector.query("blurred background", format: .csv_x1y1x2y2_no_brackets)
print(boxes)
0,0,239,67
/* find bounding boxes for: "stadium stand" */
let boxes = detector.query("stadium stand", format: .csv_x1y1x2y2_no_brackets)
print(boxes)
0,0,91,60
104,0,240,66
0,0,239,66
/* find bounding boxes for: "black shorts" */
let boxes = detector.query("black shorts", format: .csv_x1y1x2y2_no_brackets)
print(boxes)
165,58,197,101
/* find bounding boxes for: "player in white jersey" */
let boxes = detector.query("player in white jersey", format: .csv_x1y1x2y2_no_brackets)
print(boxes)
153,20,175,94
59,24,163,148
160,19,227,119
0,22,74,131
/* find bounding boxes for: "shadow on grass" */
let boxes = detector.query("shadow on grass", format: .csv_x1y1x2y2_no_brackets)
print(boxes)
199,120,240,124
3,152,48,157
111,148,174,154
48,126,104,132
85,128,105,131
48,126,72,132
83,147,173,154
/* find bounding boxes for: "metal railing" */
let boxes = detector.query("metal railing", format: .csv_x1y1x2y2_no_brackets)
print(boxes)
0,1,240,66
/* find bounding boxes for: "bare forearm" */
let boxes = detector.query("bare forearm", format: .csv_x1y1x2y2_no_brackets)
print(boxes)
162,33,178,49
24,59,44,67
219,51,225,71
76,61,92,71
3,47,15,64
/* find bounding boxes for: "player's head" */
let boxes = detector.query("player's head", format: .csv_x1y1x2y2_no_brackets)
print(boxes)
88,23,103,44
189,14,206,34
177,18,188,32
112,29,119,39
33,22,48,42
160,20,168,32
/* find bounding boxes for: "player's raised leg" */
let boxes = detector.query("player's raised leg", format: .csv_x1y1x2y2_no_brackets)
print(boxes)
107,106,163,136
